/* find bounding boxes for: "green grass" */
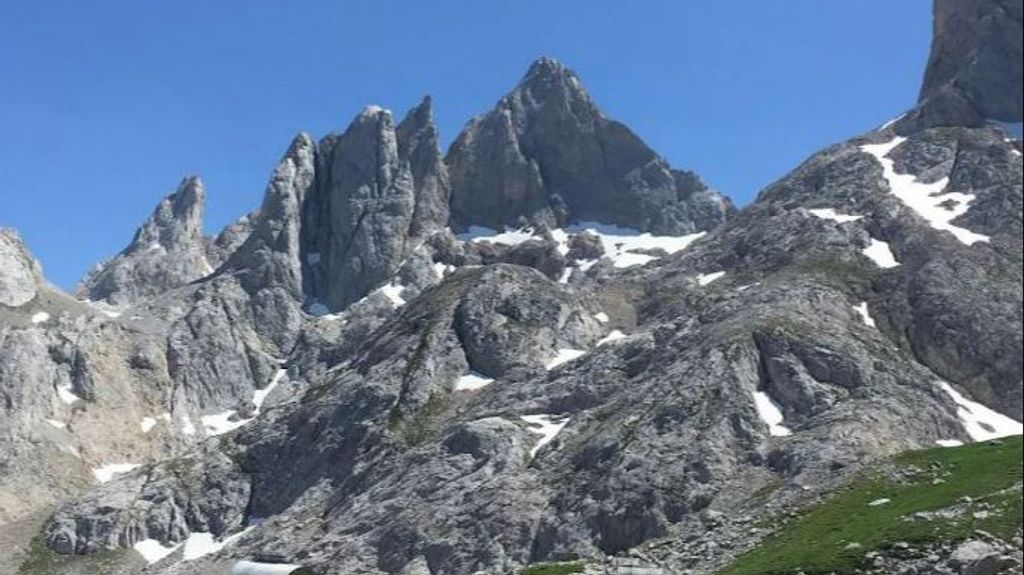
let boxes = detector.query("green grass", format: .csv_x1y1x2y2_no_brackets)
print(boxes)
719,436,1023,575
18,533,131,575
520,561,585,575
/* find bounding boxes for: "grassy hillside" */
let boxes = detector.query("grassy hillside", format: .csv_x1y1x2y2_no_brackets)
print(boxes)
719,436,1023,575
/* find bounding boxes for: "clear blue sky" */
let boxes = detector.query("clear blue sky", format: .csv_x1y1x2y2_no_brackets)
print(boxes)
0,1,932,290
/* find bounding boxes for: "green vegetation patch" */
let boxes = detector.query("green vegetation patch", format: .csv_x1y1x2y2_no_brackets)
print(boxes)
521,561,585,575
18,533,132,575
719,436,1023,575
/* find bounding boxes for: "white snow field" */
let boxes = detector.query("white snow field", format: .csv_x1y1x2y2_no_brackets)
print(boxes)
808,208,863,223
454,371,494,391
752,391,792,437
862,238,900,268
937,381,1023,441
853,302,876,327
521,414,571,459
861,137,990,246
92,463,141,484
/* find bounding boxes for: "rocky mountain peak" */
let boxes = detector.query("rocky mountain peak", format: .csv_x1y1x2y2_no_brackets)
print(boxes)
75,176,213,305
132,175,205,251
0,228,43,307
446,59,733,235
902,0,1022,131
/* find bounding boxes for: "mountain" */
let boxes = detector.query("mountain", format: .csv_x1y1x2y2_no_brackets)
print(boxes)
446,58,734,235
0,2,1021,574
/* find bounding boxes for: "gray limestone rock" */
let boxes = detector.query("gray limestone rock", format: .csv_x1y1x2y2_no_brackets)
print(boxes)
0,228,42,307
76,177,213,306
446,58,734,235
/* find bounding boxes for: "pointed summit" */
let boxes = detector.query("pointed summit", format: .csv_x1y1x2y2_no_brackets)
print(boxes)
76,176,213,305
223,132,315,298
397,95,451,237
445,58,732,234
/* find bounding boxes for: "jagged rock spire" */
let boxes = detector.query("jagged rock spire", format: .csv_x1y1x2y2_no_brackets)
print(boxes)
397,95,452,237
445,57,733,235
223,133,315,299
76,176,212,305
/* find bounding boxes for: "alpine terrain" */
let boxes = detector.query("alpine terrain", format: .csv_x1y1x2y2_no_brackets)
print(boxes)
1,1,1021,574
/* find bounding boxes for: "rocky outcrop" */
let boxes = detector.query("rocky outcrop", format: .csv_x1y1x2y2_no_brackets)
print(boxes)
0,228,42,307
902,0,1022,130
76,177,213,306
205,212,255,270
302,101,451,312
446,57,734,235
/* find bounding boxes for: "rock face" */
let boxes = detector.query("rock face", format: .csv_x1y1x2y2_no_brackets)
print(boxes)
303,100,451,311
0,229,42,307
76,177,213,305
907,0,1023,129
446,58,733,235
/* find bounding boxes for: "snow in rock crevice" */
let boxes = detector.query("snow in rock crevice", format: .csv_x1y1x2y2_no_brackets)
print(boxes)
56,382,82,405
203,368,287,436
597,330,626,346
133,539,180,564
937,381,1023,441
752,391,792,437
545,348,586,369
92,463,142,484
853,302,876,328
454,371,494,391
230,560,308,575
860,137,990,246
697,271,726,286
808,208,863,223
862,238,900,268
520,414,571,459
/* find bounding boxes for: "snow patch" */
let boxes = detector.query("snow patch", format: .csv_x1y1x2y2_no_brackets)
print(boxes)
45,418,67,429
203,368,287,437
597,330,626,346
752,392,792,437
862,238,900,268
853,302,876,328
567,221,704,268
378,283,406,308
521,414,571,459
937,381,1023,441
697,271,726,286
133,539,180,564
92,463,141,484
56,383,81,405
545,348,586,369
30,311,50,324
808,208,863,223
458,226,535,246
141,417,158,433
454,371,494,391
593,312,610,324
230,561,307,575
181,415,196,436
860,137,990,246
935,439,964,448
867,498,891,507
